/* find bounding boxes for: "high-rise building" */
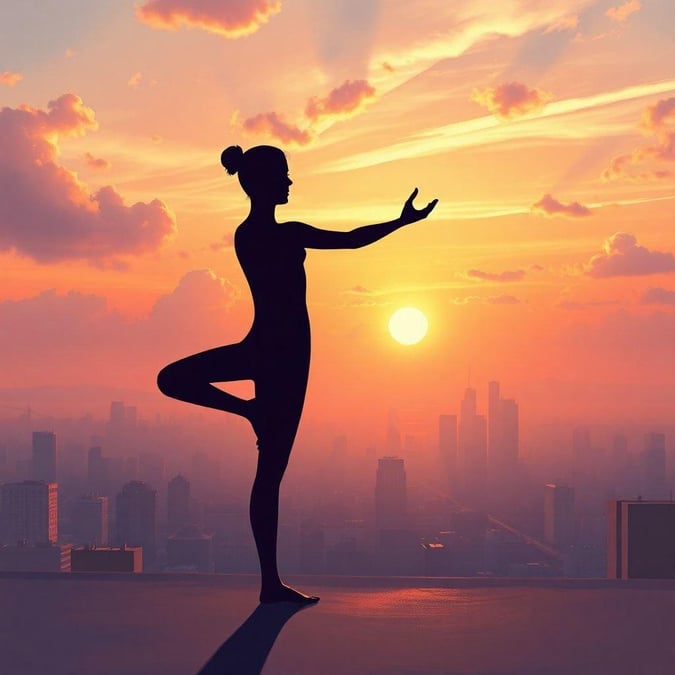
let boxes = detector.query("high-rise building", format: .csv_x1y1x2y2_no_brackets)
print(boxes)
608,500,675,579
72,495,109,546
375,457,406,530
167,475,191,535
138,452,164,490
71,546,142,573
641,433,667,499
438,415,458,492
166,525,214,572
0,480,58,545
544,484,575,549
459,388,487,493
487,381,500,459
499,399,519,467
87,446,109,495
115,481,156,568
32,431,57,483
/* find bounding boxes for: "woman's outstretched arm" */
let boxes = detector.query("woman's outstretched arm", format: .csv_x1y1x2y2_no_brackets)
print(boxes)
288,188,438,249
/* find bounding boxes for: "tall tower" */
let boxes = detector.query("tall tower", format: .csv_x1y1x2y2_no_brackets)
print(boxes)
375,457,407,530
167,475,191,535
544,483,575,549
1,480,58,545
115,481,157,568
32,431,57,483
438,415,458,493
458,388,487,494
641,433,667,499
487,381,501,461
499,399,519,467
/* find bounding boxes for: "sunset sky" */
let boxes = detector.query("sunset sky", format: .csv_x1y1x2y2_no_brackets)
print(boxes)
1,0,674,433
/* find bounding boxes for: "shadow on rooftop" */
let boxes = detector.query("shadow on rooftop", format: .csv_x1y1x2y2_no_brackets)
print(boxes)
197,601,315,675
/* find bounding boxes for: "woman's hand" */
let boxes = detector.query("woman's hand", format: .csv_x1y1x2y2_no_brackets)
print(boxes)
400,188,438,225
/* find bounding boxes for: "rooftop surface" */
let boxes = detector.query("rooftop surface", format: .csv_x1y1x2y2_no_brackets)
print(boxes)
3,573,675,675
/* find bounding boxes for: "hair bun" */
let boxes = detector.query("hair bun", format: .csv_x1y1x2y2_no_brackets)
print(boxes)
221,145,244,175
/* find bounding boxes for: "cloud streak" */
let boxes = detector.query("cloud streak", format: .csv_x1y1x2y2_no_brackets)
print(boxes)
135,0,281,38
0,71,22,87
0,94,175,265
305,80,376,122
241,112,311,146
467,269,526,282
606,0,641,23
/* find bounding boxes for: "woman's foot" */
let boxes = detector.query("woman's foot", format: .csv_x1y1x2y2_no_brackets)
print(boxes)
259,583,320,604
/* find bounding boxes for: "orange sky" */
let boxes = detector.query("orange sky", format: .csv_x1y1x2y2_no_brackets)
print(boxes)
1,0,674,431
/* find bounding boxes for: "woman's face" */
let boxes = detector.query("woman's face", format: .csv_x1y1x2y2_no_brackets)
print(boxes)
268,157,292,205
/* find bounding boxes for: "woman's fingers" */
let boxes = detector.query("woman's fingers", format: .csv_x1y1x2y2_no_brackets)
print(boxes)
406,187,419,204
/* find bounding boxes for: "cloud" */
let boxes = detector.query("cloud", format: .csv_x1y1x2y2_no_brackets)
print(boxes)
487,295,521,305
305,80,376,122
209,232,234,252
531,194,592,218
0,71,22,87
603,97,675,180
641,287,675,306
0,94,175,265
471,82,552,119
557,299,620,310
135,0,281,38
127,72,143,89
467,269,526,282
606,0,641,23
83,152,110,170
0,270,242,388
241,112,311,146
586,233,675,278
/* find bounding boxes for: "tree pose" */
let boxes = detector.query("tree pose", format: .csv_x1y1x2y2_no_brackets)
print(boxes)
157,145,437,603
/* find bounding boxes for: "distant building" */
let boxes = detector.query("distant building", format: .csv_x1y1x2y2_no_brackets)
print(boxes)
487,382,519,475
166,525,214,572
499,399,519,468
71,546,142,573
115,481,156,568
608,500,675,579
72,495,109,546
544,484,575,549
32,431,57,483
438,415,458,492
167,475,191,535
138,452,164,490
375,456,406,530
641,433,667,499
458,388,487,493
0,542,70,572
87,446,109,494
0,480,58,545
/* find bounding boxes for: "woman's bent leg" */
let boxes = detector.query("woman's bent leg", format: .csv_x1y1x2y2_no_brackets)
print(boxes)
157,342,253,418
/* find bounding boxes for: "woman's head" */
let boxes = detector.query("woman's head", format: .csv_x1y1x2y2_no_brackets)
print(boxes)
221,145,292,204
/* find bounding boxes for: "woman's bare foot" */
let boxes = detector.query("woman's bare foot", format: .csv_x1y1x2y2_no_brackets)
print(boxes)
259,584,320,604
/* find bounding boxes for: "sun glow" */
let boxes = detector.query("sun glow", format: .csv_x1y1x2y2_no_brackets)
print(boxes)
388,307,428,345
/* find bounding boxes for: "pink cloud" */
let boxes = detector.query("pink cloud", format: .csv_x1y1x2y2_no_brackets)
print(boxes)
135,0,281,38
471,82,552,119
531,194,592,218
127,72,143,89
587,233,675,278
84,152,110,170
641,287,675,306
606,0,641,23
241,112,311,146
0,94,175,265
305,80,376,122
603,97,675,180
487,295,521,305
0,71,22,87
467,269,526,282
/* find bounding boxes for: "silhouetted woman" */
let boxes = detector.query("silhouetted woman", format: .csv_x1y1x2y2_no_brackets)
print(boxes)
157,145,437,603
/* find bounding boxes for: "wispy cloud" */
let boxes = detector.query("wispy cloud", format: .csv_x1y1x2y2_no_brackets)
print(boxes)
640,287,675,306
83,152,110,170
606,0,641,23
467,269,526,282
241,111,311,146
305,80,376,122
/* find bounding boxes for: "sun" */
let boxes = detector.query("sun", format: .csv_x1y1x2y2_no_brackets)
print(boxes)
388,307,428,345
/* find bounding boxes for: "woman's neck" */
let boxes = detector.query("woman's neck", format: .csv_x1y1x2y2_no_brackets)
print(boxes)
247,200,277,223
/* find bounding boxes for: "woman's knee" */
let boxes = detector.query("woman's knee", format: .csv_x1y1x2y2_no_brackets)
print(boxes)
157,362,187,399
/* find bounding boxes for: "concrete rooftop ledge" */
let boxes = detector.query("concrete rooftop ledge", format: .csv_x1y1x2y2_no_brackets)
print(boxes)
3,572,675,674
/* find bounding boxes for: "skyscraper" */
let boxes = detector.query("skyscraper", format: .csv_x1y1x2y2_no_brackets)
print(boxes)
375,457,406,530
167,475,191,535
438,414,458,492
1,480,58,545
458,387,487,494
641,432,667,499
499,398,519,467
487,381,500,460
72,495,109,546
32,431,57,483
87,446,109,495
544,484,575,549
115,481,157,568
